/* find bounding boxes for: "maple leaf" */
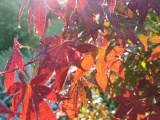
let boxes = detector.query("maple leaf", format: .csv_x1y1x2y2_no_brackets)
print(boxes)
73,44,98,82
106,46,125,79
9,72,65,120
62,79,94,119
146,45,160,62
65,0,104,32
0,103,15,118
33,35,82,92
75,43,98,53
113,88,148,120
142,105,160,120
96,48,108,93
4,37,25,92
19,0,64,37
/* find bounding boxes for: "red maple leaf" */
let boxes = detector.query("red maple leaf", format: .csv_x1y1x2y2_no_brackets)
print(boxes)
142,105,160,120
32,35,83,92
0,103,15,118
4,38,25,92
8,72,66,120
19,0,64,37
65,0,104,32
106,0,116,13
62,79,94,119
113,88,148,120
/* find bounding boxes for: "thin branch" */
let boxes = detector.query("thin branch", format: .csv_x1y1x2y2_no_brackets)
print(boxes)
20,45,39,51
0,60,36,76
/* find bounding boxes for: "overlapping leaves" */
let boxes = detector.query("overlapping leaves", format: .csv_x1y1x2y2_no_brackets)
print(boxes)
8,72,65,120
62,79,94,119
113,88,148,120
33,35,83,92
19,0,64,37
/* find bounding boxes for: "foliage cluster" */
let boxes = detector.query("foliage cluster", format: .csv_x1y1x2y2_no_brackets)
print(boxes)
0,0,160,120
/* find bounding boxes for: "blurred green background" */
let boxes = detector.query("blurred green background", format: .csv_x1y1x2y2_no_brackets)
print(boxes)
0,0,64,71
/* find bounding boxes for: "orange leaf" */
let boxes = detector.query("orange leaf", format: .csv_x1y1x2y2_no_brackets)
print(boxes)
62,80,93,119
96,48,108,93
106,46,125,79
73,54,94,81
20,85,36,120
146,45,160,62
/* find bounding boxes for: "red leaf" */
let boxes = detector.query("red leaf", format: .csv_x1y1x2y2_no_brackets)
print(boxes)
29,73,52,85
138,0,148,24
66,47,82,69
20,85,37,120
115,103,133,118
106,0,116,13
75,43,97,53
55,60,68,92
27,0,38,33
113,88,148,120
10,89,26,112
18,0,28,27
65,0,76,25
10,73,62,120
146,45,160,62
33,35,84,91
0,103,15,116
143,114,160,120
45,0,65,21
7,82,22,95
32,92,57,120
20,0,64,37
4,38,25,91
77,0,104,32
33,0,46,37
32,85,64,101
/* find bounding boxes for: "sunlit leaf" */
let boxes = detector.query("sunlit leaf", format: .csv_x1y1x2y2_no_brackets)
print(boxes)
146,45,160,62
96,48,108,93
4,38,25,91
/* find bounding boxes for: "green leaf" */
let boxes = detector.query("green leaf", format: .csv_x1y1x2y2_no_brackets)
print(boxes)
145,18,160,33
